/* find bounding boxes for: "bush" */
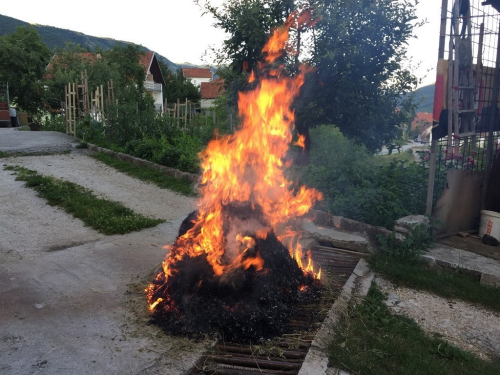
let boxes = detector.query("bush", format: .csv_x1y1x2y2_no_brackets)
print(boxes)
303,125,428,229
42,115,66,132
376,223,433,260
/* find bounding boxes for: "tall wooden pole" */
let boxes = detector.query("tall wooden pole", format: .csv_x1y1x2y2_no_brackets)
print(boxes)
426,0,449,215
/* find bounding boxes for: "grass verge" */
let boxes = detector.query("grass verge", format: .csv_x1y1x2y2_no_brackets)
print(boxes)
370,256,500,313
329,284,500,375
5,165,164,235
91,152,196,196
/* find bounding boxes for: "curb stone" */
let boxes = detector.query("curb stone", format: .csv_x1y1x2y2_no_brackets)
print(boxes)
298,258,374,375
86,143,200,183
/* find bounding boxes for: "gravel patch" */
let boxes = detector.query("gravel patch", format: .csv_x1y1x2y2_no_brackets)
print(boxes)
375,276,500,360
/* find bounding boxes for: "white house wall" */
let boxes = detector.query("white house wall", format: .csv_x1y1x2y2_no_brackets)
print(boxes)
190,77,211,88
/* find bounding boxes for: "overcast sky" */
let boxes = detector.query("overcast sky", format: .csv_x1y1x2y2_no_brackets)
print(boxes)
2,0,441,87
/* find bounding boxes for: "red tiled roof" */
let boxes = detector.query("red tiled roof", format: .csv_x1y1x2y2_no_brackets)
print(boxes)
201,79,225,99
415,112,433,123
411,112,433,130
139,51,154,74
182,68,212,79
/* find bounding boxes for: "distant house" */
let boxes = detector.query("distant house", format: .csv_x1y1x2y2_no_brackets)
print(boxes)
182,68,213,88
200,79,225,109
140,52,166,113
411,112,433,142
46,51,166,113
411,112,433,132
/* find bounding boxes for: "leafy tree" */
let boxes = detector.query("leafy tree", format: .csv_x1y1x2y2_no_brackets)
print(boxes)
43,43,151,114
298,0,419,153
197,0,419,156
43,43,94,113
158,60,200,104
197,0,297,109
197,0,295,73
0,26,51,116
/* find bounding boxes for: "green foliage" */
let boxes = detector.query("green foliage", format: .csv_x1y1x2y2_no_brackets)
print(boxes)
8,166,163,234
158,61,201,103
303,125,427,229
0,26,52,116
198,0,294,73
41,115,66,132
296,0,419,152
377,224,433,260
43,43,154,121
203,0,419,152
329,284,500,375
78,111,214,174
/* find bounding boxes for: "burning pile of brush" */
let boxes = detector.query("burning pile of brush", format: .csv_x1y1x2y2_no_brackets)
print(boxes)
147,12,323,341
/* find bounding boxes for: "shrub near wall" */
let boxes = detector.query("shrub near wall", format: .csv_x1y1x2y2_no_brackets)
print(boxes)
302,125,428,229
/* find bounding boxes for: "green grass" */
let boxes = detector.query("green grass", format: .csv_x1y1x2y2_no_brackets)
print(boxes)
5,165,164,235
329,284,500,375
375,148,415,165
370,256,500,313
0,150,7,158
91,152,196,196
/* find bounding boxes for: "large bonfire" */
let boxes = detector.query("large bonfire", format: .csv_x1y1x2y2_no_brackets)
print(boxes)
147,13,323,341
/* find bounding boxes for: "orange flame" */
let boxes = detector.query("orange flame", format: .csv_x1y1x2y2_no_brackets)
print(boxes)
148,12,322,308
293,134,306,149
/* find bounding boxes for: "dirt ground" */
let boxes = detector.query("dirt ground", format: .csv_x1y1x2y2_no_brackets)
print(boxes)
0,151,208,375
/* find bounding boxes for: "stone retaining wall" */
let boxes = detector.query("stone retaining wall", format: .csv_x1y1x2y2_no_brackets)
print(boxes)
87,143,200,183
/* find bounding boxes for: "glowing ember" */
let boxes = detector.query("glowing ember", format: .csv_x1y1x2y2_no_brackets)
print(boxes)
146,12,323,341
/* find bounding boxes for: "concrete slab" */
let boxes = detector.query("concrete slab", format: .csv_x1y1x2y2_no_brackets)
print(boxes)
0,219,208,375
0,129,78,154
302,218,371,253
426,244,500,287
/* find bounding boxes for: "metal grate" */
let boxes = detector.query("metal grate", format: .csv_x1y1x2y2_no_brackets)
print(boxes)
188,247,364,375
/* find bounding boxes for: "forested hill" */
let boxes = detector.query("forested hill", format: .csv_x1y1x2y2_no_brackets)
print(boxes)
0,13,178,70
413,83,435,113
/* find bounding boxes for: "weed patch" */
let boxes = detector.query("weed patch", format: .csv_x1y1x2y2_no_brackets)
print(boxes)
329,284,500,375
7,165,163,235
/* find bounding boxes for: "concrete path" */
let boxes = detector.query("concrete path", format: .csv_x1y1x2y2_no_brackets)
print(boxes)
0,128,78,154
426,244,500,286
0,220,206,375
0,132,205,375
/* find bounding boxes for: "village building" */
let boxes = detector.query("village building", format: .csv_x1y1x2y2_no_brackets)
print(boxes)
200,78,225,109
182,67,213,88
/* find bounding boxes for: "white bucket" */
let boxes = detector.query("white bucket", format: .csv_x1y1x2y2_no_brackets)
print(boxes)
479,210,500,241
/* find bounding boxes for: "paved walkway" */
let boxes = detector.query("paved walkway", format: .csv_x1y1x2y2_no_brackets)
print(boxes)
427,244,500,286
0,128,77,154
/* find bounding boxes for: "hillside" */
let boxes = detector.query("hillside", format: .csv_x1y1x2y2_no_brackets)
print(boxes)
0,13,178,71
413,83,435,113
